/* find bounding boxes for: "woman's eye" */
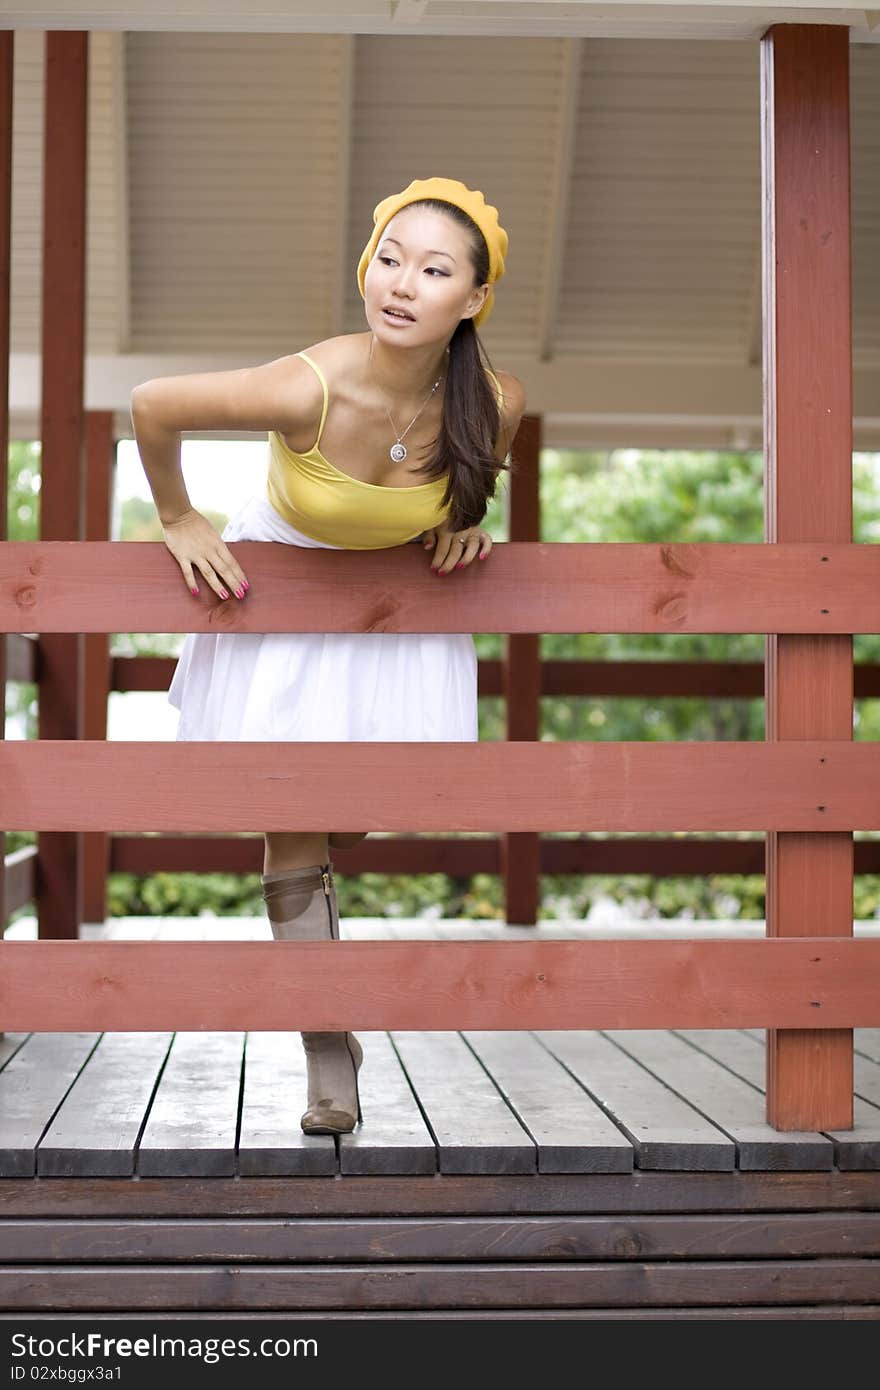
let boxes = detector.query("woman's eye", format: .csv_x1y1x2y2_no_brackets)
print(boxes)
379,255,447,277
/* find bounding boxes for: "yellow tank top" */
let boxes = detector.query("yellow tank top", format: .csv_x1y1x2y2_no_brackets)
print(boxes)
266,351,504,549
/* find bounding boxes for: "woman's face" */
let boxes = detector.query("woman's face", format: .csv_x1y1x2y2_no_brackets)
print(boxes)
363,206,488,348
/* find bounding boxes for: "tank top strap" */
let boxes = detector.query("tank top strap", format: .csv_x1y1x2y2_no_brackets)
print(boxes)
294,351,330,452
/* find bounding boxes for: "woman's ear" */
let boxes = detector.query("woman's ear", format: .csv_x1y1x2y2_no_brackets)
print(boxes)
463,283,489,320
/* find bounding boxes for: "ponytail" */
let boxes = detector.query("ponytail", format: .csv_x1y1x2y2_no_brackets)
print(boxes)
402,199,513,531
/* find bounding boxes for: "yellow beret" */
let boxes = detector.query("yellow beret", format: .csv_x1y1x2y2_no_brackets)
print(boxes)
356,177,508,328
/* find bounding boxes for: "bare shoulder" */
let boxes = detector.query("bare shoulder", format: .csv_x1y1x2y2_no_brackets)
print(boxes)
493,369,526,426
127,333,372,439
489,369,526,463
296,333,367,380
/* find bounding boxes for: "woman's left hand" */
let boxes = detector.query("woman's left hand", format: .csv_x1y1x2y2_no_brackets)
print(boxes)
421,524,493,576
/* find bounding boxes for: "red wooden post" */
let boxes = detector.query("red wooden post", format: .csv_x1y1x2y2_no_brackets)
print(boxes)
501,414,542,925
81,412,114,925
37,32,88,940
0,32,11,937
761,24,854,1129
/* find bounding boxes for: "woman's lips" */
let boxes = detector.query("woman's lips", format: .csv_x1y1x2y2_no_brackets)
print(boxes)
382,308,415,325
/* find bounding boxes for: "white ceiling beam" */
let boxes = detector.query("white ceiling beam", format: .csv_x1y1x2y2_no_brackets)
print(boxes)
14,409,880,453
390,0,428,22
537,37,581,363
2,4,879,43
11,351,879,446
329,34,355,338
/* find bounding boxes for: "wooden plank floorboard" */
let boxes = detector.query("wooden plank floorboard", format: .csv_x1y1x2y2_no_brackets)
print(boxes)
3,1307,875,1320
534,1031,734,1170
607,1030,833,1170
1,1171,879,1215
1,1023,877,1179
237,1032,335,1177
390,1032,536,1175
2,1260,879,1311
0,1035,29,1068
685,1029,880,1169
5,1213,880,1263
136,1033,244,1179
36,1033,172,1178
0,1035,100,1178
339,1032,436,1176
856,1031,880,1065
462,1031,633,1174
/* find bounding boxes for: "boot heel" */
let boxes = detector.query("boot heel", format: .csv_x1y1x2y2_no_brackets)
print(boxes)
300,1030,363,1134
345,1032,364,1125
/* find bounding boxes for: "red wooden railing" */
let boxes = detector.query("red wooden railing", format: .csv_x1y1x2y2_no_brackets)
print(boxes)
1,22,876,1136
2,537,879,1134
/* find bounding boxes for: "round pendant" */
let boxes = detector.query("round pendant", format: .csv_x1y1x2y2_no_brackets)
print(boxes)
390,442,407,463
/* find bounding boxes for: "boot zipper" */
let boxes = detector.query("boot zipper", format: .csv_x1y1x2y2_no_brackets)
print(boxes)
321,867,335,936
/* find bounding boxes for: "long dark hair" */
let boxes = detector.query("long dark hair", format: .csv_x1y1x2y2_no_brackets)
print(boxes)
399,198,513,531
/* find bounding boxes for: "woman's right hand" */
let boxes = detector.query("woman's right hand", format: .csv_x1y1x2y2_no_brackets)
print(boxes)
160,507,249,601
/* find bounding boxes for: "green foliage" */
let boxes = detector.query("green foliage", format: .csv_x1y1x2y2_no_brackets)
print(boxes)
7,440,880,924
5,443,40,739
107,871,266,918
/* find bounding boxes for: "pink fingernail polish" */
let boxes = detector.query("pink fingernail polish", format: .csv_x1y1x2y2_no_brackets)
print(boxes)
191,587,199,596
219,589,229,599
456,562,464,570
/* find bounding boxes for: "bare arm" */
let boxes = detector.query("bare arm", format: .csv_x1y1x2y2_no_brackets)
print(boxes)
129,353,323,525
129,354,323,600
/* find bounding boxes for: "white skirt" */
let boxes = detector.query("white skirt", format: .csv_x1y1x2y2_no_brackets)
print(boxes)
167,492,479,742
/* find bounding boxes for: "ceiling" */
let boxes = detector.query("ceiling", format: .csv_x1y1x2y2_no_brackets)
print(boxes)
5,16,879,449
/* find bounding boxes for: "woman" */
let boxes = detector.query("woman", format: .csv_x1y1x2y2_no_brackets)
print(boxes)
130,176,526,1137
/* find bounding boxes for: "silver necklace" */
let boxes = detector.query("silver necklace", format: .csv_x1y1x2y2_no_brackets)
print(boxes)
369,339,444,464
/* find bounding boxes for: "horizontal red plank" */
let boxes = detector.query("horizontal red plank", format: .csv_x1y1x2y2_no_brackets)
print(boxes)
1,740,875,832
104,833,775,878
2,541,879,633
108,654,880,699
0,939,876,1031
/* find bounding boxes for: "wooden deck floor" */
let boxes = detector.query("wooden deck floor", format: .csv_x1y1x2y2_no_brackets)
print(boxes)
2,917,880,1180
3,918,878,1317
2,1024,880,1180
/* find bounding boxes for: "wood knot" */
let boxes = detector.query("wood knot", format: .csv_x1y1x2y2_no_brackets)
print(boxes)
659,545,693,579
15,584,37,608
208,602,239,628
654,592,688,624
611,1227,643,1258
363,597,399,632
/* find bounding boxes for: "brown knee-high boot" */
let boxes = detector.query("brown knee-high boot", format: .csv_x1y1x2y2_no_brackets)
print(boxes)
260,862,363,1134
